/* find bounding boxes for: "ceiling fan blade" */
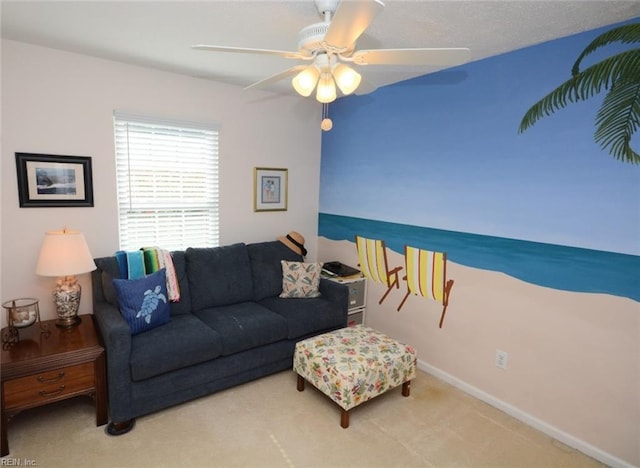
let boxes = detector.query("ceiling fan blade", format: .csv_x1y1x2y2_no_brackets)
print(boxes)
352,48,471,66
192,44,310,60
353,77,378,95
324,0,384,49
244,65,307,91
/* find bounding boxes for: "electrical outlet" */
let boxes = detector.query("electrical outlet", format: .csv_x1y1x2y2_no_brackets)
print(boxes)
495,349,508,369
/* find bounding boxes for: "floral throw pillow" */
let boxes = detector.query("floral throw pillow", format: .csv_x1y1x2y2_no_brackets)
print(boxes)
279,261,322,298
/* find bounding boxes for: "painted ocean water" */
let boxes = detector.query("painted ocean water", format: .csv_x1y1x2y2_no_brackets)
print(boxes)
319,213,640,302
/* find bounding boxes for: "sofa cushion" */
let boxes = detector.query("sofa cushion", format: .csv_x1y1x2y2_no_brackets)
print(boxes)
259,296,346,339
96,253,192,317
130,314,223,381
102,270,118,306
279,261,322,298
93,256,121,306
113,269,171,335
194,302,288,356
185,244,254,310
247,241,303,301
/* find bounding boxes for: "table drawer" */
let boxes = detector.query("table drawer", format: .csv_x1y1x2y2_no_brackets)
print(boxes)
3,362,95,410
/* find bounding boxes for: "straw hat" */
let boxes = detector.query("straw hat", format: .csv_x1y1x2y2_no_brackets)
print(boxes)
278,231,307,257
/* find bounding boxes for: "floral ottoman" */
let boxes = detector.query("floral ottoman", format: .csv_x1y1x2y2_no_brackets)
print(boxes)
293,326,417,428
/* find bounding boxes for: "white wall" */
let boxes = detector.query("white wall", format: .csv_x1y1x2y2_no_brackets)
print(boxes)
1,39,322,327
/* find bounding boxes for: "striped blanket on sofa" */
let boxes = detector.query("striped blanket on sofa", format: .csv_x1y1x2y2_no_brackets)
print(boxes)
114,247,180,302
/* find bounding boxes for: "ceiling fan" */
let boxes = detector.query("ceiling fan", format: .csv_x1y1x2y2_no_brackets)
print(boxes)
193,0,471,105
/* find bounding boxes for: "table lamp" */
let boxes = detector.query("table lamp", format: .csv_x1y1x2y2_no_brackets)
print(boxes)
36,228,96,328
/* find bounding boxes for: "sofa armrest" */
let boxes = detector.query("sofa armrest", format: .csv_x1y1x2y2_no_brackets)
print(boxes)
93,301,134,422
319,278,349,323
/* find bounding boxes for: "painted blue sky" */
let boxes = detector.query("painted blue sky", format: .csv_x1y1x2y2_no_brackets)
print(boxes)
320,20,640,256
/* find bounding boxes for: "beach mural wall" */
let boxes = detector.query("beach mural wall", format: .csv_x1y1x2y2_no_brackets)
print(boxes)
317,19,639,467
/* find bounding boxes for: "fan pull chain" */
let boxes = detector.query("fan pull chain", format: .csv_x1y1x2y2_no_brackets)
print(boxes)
321,103,333,131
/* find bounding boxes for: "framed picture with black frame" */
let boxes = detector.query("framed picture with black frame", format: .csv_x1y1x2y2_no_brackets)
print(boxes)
253,167,288,212
15,153,94,208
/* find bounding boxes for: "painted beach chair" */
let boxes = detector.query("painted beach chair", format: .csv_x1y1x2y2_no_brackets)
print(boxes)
355,235,403,305
397,245,454,328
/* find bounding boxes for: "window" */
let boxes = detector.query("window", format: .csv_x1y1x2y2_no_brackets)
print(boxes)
113,112,219,251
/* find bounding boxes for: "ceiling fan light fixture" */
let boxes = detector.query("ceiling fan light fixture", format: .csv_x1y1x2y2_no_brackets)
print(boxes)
292,65,320,97
195,0,472,102
316,73,337,103
332,63,361,95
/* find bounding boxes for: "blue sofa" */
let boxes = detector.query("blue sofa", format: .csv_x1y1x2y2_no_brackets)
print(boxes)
91,241,348,434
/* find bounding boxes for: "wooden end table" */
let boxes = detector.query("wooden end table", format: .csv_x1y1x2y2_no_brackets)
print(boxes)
1,315,107,456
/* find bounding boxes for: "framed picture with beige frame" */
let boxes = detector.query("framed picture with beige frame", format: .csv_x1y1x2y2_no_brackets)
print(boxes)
254,167,287,212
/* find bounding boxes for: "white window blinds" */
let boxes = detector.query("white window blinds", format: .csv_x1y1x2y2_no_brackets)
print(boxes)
113,112,219,251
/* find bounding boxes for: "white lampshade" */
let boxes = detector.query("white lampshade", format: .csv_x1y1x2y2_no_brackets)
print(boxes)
36,229,96,277
292,65,320,97
332,63,362,95
316,73,337,103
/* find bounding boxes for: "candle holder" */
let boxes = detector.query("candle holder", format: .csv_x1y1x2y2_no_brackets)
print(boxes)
1,298,50,348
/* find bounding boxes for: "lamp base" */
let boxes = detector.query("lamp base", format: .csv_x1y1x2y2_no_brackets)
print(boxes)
56,315,82,328
53,275,82,328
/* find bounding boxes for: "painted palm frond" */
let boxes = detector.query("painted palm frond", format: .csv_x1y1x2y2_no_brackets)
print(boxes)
595,79,640,163
572,23,640,75
519,23,640,164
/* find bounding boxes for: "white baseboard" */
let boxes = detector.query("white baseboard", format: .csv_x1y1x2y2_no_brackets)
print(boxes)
417,359,635,468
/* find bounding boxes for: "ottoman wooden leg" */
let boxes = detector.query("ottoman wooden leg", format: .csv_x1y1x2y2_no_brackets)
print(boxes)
340,409,350,429
297,374,305,392
402,380,411,397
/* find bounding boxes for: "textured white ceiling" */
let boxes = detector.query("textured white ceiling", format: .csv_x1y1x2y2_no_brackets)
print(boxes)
2,1,639,95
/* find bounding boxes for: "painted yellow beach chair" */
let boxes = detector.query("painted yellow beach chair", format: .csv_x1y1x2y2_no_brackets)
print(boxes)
397,245,454,328
355,235,403,305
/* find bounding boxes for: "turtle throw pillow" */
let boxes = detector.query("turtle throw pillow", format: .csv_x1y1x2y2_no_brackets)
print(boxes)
279,261,322,298
113,268,171,335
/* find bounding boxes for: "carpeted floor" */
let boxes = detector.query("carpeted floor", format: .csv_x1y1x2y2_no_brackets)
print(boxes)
3,369,603,468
